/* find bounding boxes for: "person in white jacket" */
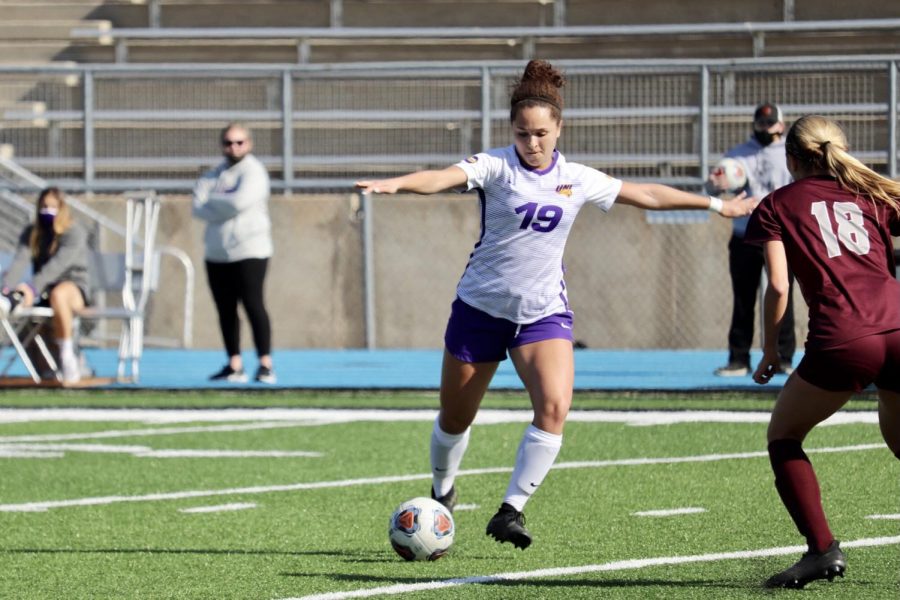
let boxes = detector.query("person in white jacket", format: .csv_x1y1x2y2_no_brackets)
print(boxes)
193,123,275,384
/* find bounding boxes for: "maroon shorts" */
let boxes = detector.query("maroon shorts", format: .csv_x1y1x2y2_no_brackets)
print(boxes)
796,329,900,392
444,297,574,363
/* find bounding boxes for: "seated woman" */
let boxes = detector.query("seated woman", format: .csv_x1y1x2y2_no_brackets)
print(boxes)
0,187,91,383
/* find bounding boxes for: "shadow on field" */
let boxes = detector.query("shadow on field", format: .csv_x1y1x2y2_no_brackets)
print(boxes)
299,572,762,591
0,547,368,558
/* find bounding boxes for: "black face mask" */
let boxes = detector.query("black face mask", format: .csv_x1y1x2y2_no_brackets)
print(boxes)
754,129,776,146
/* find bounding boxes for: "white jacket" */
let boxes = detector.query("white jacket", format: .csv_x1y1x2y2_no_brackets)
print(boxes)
192,153,274,262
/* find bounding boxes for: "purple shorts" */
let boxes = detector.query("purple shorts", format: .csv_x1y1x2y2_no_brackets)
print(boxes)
796,329,900,392
444,297,574,363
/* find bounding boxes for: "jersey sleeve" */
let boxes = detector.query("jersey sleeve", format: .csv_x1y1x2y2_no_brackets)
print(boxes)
455,151,504,191
743,193,782,245
579,166,623,212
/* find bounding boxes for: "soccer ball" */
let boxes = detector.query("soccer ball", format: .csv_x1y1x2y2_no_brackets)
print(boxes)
709,158,748,193
388,497,455,561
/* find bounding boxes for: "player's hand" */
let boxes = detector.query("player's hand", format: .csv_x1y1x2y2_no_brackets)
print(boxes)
14,284,35,307
752,350,780,385
355,180,399,194
719,192,759,218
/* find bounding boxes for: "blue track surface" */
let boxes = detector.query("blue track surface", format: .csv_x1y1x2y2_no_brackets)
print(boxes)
26,348,797,390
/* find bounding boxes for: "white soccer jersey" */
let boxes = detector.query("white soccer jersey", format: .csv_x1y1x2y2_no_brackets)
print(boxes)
454,145,623,323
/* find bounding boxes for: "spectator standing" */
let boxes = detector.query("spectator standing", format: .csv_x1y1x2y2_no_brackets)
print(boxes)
714,103,796,377
0,187,91,384
356,59,756,550
193,123,276,384
746,114,900,588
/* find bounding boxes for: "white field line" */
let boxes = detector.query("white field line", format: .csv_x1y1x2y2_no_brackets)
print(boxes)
179,503,257,514
0,443,323,459
0,443,883,513
277,535,900,600
0,421,320,443
867,514,900,520
632,507,707,517
0,408,879,427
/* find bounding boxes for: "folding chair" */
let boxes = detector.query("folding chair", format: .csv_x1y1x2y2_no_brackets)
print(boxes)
0,306,58,383
76,192,161,383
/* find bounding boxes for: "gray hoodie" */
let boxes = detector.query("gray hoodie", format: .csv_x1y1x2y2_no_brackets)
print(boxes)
192,153,274,263
3,221,92,302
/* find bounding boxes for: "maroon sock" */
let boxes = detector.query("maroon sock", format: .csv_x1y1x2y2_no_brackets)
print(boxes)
768,439,834,553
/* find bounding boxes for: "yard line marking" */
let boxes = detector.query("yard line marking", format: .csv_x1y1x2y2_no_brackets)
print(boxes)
0,444,323,459
632,507,707,517
0,421,316,443
277,535,900,600
0,407,879,427
867,514,900,520
0,443,882,513
179,503,257,514
0,449,64,459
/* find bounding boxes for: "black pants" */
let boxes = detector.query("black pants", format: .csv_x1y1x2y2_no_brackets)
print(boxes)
727,235,795,366
205,257,272,359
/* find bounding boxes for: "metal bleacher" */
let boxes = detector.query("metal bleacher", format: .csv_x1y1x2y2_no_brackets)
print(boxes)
1,1,899,190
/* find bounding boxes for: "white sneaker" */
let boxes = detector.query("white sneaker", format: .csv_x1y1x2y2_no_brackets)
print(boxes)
0,295,10,319
61,353,81,384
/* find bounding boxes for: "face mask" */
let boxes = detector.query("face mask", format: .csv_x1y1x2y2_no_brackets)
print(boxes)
38,207,58,228
753,129,776,146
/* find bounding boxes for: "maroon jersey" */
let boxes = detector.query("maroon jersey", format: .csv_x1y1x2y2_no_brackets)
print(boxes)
745,175,900,350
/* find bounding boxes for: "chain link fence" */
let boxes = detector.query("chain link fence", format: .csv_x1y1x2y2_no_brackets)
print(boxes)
1,58,898,348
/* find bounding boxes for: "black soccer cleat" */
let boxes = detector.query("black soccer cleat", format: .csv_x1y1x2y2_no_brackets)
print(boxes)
431,485,458,513
486,503,532,550
764,540,846,589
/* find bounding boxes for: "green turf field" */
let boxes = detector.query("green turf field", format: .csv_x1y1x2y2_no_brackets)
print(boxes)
0,390,896,599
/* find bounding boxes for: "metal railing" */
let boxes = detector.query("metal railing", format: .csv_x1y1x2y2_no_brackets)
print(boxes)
69,18,900,62
1,57,898,194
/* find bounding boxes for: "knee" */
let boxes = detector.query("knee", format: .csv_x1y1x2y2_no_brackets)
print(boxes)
438,412,472,435
533,395,571,430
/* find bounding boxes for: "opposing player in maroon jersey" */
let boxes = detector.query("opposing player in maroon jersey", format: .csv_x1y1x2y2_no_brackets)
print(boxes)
745,114,900,589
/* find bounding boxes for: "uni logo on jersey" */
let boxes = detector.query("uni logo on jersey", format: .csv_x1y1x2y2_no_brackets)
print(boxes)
556,184,573,197
465,156,479,163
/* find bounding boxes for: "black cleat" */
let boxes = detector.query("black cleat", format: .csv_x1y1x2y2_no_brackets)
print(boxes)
431,485,458,513
486,503,532,549
765,540,846,589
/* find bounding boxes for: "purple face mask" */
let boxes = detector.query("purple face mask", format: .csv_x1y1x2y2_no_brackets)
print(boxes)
38,207,58,228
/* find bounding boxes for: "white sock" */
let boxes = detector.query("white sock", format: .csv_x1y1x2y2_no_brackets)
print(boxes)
57,338,80,382
430,418,470,498
57,338,75,361
502,424,562,512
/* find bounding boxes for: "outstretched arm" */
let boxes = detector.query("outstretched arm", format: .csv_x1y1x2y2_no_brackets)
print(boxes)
356,166,468,195
616,181,756,218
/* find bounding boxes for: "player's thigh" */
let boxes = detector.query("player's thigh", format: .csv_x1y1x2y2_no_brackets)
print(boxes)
48,281,85,312
767,374,853,442
877,389,900,455
875,329,900,453
438,349,497,433
509,338,574,433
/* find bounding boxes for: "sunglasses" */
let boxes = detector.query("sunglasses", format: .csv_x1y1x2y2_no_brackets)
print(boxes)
222,139,247,147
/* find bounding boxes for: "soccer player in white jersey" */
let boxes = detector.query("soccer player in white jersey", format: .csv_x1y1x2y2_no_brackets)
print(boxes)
356,60,756,550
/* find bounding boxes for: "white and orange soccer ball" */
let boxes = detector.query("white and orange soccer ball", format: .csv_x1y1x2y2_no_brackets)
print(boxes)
709,158,748,193
388,497,455,561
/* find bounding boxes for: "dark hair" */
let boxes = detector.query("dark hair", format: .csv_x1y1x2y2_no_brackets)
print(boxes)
30,186,72,258
786,115,900,214
509,60,565,123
